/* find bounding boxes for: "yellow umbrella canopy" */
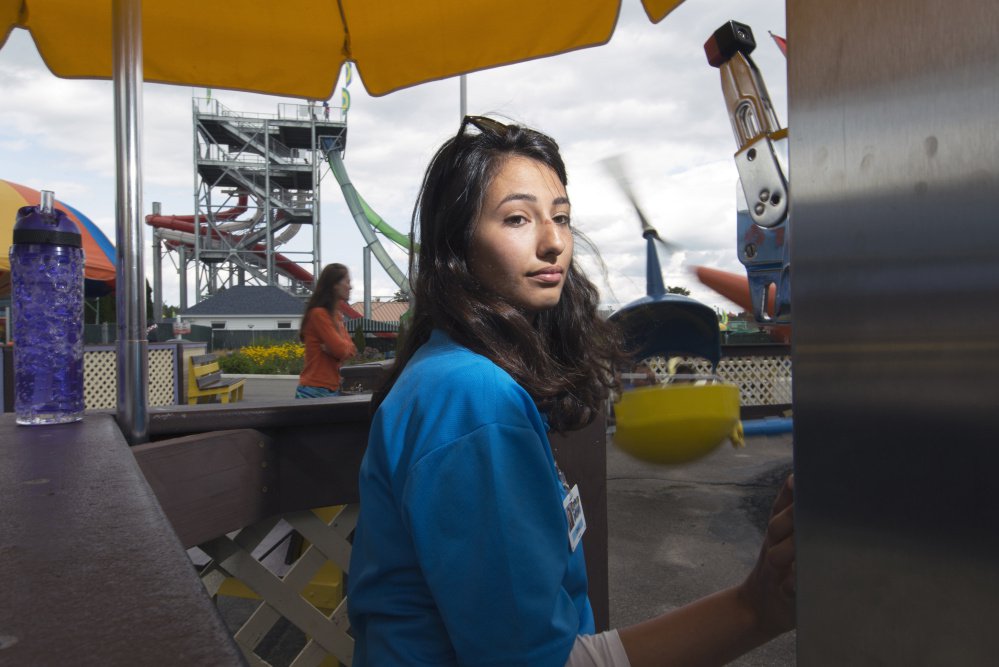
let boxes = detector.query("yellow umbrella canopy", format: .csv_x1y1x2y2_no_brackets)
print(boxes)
1,0,686,98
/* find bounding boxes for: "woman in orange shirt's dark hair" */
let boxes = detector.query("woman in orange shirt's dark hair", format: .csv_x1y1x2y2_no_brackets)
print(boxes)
296,263,357,398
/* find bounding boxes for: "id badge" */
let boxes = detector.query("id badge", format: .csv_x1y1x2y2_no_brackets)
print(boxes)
563,484,586,551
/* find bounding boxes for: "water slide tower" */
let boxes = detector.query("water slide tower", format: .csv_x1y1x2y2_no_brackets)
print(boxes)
149,98,347,314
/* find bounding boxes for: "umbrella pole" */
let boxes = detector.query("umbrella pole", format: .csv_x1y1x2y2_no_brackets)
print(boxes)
459,74,467,120
112,0,149,444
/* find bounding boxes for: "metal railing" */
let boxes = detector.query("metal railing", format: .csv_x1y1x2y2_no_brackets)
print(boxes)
194,97,346,124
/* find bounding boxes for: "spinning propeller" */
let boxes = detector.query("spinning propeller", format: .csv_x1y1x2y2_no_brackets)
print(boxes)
601,154,721,367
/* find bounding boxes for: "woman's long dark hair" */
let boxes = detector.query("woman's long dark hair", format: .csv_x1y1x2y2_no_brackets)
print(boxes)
376,120,625,432
300,262,348,341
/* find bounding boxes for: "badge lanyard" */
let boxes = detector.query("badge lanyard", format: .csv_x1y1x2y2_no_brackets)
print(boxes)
557,463,586,552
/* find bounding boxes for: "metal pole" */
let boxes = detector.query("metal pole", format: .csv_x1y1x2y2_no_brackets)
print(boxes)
264,118,273,284
151,202,162,322
193,111,202,302
312,111,320,288
459,74,467,120
363,246,372,319
178,245,188,310
112,0,148,444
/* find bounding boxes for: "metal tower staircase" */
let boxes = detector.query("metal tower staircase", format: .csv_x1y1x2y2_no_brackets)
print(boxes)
150,98,348,310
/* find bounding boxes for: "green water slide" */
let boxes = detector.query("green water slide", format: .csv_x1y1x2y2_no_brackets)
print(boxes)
357,194,414,251
325,149,411,294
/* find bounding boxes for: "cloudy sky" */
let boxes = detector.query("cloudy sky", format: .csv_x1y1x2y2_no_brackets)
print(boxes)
0,0,786,314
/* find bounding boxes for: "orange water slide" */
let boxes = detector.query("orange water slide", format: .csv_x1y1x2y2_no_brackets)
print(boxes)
145,198,314,284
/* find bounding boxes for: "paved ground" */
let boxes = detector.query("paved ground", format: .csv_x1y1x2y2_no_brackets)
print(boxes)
221,377,796,664
607,432,795,665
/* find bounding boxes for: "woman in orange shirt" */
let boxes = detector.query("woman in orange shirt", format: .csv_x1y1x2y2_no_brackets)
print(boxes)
296,263,357,398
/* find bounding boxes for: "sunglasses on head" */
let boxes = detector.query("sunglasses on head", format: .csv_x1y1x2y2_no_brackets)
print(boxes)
460,115,509,137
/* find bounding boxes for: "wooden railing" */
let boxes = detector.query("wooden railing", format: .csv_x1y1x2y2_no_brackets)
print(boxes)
0,413,246,665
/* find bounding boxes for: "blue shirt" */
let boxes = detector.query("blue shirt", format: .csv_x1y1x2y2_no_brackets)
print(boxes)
349,330,594,666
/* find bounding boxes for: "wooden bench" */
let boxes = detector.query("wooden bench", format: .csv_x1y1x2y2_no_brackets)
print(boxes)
187,354,245,405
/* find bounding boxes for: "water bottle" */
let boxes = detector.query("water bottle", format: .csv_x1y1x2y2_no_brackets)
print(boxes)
9,190,86,425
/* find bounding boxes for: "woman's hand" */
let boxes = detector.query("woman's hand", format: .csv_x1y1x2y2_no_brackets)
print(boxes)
739,474,796,635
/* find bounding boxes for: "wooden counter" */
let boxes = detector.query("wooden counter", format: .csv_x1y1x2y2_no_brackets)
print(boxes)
0,413,245,665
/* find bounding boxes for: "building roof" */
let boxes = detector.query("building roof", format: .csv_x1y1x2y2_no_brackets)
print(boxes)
349,300,410,323
345,317,400,333
181,285,304,316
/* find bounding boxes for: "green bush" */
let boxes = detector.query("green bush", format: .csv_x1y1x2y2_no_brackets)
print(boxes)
255,355,304,375
218,351,256,374
352,326,366,353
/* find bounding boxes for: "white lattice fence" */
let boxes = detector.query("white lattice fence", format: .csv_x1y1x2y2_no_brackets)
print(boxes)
199,505,358,666
643,353,792,406
83,347,178,408
719,356,793,406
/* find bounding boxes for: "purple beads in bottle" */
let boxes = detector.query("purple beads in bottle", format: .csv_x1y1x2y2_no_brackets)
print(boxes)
9,190,85,425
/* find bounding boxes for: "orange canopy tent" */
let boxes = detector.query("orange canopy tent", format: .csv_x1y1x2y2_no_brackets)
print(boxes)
0,179,116,297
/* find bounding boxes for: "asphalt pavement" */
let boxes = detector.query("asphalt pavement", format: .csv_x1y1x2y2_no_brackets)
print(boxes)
607,432,795,665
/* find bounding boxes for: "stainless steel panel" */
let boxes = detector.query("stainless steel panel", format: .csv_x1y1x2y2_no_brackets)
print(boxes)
790,0,999,663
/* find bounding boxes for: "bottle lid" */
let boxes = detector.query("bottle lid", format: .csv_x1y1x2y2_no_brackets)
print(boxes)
12,190,82,247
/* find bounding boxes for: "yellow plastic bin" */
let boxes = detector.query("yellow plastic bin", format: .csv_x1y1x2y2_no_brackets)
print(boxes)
613,382,742,465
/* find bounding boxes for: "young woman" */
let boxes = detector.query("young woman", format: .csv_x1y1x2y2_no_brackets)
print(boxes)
347,118,795,666
296,263,356,398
